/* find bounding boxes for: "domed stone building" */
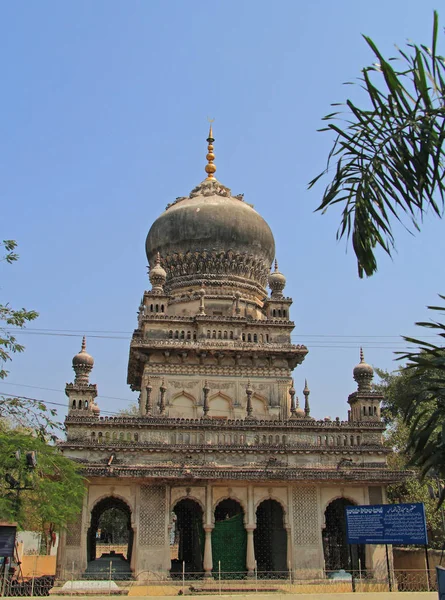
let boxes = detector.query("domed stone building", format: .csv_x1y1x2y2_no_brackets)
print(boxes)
58,128,402,582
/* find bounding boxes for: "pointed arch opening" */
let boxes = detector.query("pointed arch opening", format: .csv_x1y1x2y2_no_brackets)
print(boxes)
208,392,232,419
252,394,267,418
86,497,133,579
322,498,366,573
212,499,246,576
169,392,196,419
254,499,287,576
170,498,204,578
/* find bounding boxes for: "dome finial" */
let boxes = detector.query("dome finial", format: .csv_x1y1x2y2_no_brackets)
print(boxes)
205,119,216,180
72,336,94,384
274,259,278,272
149,252,167,294
353,348,374,392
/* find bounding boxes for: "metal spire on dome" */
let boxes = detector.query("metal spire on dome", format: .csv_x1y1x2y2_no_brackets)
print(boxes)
205,120,216,180
81,336,86,352
360,347,365,363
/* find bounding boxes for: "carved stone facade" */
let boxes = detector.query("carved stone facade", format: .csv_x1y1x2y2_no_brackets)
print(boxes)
58,134,403,581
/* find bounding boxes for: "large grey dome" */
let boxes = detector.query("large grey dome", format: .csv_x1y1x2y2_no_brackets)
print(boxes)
146,178,275,298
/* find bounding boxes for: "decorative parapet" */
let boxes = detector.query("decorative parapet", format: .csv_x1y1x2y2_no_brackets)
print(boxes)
59,438,389,454
79,464,406,483
139,314,295,326
130,339,307,352
64,414,385,430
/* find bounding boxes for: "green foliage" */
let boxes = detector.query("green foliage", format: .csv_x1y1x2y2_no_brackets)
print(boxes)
0,240,60,433
376,362,445,547
0,240,39,379
309,11,445,278
98,508,129,543
0,425,85,543
395,297,445,501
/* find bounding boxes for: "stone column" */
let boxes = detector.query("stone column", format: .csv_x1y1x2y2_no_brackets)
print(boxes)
203,381,210,417
203,484,214,577
246,485,256,577
145,380,153,415
159,379,166,414
245,526,256,577
285,525,292,573
203,526,214,577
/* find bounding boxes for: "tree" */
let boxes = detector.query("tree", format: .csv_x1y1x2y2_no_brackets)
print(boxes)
0,240,59,434
375,367,445,547
309,11,445,278
0,424,85,552
310,12,445,503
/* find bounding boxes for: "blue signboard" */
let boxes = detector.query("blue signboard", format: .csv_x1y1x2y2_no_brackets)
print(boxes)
345,503,428,545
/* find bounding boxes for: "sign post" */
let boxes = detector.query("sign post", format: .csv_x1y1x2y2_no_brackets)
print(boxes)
345,503,428,592
345,503,428,546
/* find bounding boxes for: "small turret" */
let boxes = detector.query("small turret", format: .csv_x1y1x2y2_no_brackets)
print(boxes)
149,252,167,294
348,349,382,422
268,259,286,299
66,337,100,417
72,336,94,384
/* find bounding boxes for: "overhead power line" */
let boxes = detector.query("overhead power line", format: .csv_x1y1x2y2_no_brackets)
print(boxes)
4,327,438,339
0,391,123,416
1,382,134,404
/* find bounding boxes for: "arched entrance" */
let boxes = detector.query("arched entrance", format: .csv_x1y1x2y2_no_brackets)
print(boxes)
86,497,133,578
170,499,204,577
322,498,366,573
212,499,246,576
254,500,287,576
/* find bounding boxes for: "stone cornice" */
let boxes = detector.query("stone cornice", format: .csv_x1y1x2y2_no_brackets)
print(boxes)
139,315,295,327
60,439,389,454
78,464,405,483
64,383,98,398
64,414,385,431
130,339,306,353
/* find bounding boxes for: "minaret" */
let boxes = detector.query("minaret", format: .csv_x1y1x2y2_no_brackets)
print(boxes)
348,348,383,422
303,379,312,418
66,337,100,417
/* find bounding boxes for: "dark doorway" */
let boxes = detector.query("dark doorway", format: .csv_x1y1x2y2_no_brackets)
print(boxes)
212,499,246,576
254,500,287,576
170,499,204,577
322,498,366,573
87,497,133,565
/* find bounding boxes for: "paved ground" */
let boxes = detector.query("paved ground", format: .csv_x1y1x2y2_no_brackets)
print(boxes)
48,593,437,599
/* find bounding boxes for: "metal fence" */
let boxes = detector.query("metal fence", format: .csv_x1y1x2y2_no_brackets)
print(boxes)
0,567,439,596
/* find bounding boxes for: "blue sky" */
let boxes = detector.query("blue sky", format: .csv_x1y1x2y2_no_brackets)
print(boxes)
1,0,444,423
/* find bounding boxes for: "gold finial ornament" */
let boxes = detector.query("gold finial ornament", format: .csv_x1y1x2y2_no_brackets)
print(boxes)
205,119,216,180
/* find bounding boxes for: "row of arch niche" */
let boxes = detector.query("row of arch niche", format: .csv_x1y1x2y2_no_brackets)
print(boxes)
71,399,89,409
322,498,366,573
91,431,139,442
87,497,133,570
169,498,287,577
318,434,361,447
168,392,268,419
203,330,272,343
169,330,197,340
